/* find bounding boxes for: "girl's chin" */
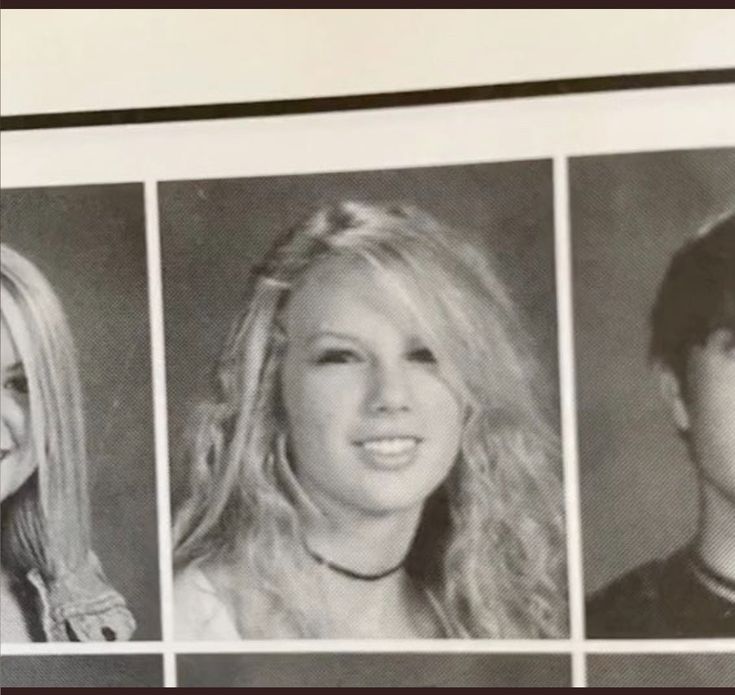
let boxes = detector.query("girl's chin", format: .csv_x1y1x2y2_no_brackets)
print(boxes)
345,493,432,517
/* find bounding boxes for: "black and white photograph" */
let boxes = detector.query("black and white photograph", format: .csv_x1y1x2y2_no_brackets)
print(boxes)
1,184,160,642
161,161,567,640
2,8,733,688
176,652,571,687
571,148,735,638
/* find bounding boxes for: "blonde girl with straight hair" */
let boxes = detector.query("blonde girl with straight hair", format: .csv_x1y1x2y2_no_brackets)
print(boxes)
173,201,567,639
1,243,135,642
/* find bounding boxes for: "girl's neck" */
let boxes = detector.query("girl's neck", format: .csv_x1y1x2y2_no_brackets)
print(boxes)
300,506,444,638
696,482,735,581
303,504,422,577
315,566,440,638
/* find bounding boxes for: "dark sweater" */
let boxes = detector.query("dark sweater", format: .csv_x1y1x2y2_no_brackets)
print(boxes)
586,548,735,638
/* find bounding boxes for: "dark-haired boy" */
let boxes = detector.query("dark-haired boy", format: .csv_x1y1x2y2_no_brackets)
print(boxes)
587,212,735,638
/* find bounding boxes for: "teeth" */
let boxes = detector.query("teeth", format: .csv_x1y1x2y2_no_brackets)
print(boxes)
361,438,417,455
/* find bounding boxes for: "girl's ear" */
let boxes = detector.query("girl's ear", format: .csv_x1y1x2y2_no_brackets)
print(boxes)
657,366,690,432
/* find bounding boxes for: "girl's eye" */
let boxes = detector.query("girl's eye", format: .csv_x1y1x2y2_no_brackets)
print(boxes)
4,373,29,395
407,347,437,364
314,349,361,365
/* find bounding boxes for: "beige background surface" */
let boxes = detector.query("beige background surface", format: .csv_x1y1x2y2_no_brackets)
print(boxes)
2,9,734,116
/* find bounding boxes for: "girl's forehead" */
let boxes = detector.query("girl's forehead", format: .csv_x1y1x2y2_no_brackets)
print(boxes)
283,255,425,340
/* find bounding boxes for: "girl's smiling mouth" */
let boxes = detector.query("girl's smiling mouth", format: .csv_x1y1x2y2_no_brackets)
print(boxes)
354,436,423,469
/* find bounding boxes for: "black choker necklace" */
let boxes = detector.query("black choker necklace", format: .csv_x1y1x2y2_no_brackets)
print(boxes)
306,547,405,581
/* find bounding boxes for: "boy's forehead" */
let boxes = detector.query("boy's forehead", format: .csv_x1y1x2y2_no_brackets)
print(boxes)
686,328,735,393
705,326,735,349
686,327,735,368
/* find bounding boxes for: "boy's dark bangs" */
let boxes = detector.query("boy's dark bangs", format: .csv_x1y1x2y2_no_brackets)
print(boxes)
650,220,735,375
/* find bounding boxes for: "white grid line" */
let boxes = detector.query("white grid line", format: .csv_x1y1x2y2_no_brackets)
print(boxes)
1,642,166,657
553,155,588,687
168,639,575,655
144,180,177,687
572,650,587,688
584,639,735,654
3,636,733,658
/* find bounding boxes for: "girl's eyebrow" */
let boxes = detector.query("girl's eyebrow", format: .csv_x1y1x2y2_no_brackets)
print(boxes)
305,331,362,346
304,331,431,347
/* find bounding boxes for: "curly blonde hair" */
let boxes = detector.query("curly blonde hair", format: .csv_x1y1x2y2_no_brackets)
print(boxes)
174,201,568,637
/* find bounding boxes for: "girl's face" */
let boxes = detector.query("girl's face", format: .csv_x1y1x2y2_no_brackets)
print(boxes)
1,315,35,504
280,256,463,519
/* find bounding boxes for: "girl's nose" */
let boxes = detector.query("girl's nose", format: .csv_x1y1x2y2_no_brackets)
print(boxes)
366,359,411,414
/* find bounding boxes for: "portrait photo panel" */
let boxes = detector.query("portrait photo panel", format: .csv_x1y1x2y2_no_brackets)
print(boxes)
160,159,568,639
176,652,571,687
160,160,561,497
587,653,735,688
0,654,164,688
571,148,735,638
1,184,160,641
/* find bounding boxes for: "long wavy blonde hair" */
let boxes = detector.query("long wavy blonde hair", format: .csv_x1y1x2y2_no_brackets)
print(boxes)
174,201,567,637
1,243,91,585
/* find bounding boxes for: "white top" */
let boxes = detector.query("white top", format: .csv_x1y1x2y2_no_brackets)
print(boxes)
174,564,454,639
173,565,240,640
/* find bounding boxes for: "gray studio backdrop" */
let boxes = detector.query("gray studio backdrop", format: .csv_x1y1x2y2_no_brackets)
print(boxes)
177,653,571,687
159,159,560,507
1,184,160,640
0,655,163,688
570,148,735,595
588,653,735,688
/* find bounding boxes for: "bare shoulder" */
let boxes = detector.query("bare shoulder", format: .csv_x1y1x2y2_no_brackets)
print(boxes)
173,564,240,640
